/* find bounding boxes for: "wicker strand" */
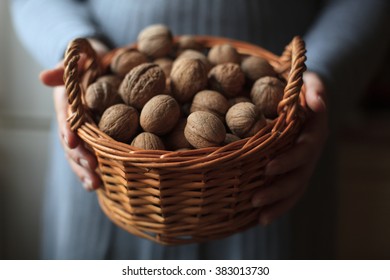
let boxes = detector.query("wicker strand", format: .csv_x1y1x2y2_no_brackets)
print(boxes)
64,38,100,131
277,36,306,124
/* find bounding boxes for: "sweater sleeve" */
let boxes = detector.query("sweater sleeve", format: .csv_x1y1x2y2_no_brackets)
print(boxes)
10,0,105,68
304,0,390,95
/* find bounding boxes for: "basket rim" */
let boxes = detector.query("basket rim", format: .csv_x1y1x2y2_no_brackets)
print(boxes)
64,35,307,169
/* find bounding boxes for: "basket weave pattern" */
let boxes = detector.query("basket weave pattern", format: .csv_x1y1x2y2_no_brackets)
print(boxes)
63,36,307,245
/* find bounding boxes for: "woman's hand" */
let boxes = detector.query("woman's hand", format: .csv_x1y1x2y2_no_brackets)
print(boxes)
40,39,109,191
252,71,328,225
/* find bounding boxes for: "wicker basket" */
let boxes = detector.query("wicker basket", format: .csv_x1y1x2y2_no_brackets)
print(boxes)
63,35,307,245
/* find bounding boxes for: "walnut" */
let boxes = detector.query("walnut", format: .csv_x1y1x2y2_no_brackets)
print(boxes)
224,133,241,145
164,118,192,150
96,75,122,90
153,57,173,78
250,76,285,119
176,50,212,73
140,94,181,136
110,48,148,77
137,24,173,58
98,104,139,143
119,63,166,110
241,56,276,81
225,102,266,138
208,63,245,97
176,35,203,53
170,58,208,103
131,132,165,150
208,44,241,65
190,90,229,122
184,111,226,148
85,81,122,115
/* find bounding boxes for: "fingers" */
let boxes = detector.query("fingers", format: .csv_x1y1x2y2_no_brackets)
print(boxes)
66,147,101,191
40,39,110,88
252,167,309,226
39,67,65,87
53,86,101,191
265,114,327,176
303,71,327,113
53,86,79,148
253,167,309,208
265,72,329,176
258,189,304,226
252,72,329,225
265,140,313,176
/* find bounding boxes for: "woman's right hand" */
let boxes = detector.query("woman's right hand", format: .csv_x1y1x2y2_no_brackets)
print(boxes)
40,39,109,191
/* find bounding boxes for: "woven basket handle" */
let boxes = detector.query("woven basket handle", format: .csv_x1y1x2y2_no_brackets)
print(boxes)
277,36,307,124
63,38,100,131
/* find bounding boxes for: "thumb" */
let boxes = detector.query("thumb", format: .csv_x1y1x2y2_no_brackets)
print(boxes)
39,61,65,87
303,72,327,113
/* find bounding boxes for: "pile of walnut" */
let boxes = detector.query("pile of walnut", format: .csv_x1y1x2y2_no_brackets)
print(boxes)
85,24,286,150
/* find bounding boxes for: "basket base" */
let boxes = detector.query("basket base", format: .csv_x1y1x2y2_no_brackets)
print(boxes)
97,189,260,246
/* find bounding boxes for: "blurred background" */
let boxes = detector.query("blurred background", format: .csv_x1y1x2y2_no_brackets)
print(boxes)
1,0,389,260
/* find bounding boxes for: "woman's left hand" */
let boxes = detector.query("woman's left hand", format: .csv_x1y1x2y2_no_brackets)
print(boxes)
252,71,329,225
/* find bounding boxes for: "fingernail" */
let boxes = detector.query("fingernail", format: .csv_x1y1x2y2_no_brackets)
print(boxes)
82,178,93,191
317,95,327,112
63,134,69,146
80,158,90,169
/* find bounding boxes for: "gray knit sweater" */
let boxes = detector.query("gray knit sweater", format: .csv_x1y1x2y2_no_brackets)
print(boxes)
11,0,390,94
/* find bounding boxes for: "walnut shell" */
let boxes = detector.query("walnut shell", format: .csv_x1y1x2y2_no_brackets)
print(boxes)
225,102,266,138
131,132,165,150
110,48,148,77
85,81,122,115
241,56,276,81
250,76,285,119
170,58,208,103
184,111,226,148
164,118,192,150
119,63,166,110
153,57,173,78
208,63,245,97
190,90,229,122
98,104,139,143
137,24,173,58
228,96,252,107
176,49,212,72
208,44,241,65
140,94,180,135
224,133,241,145
96,75,122,90
176,35,203,53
